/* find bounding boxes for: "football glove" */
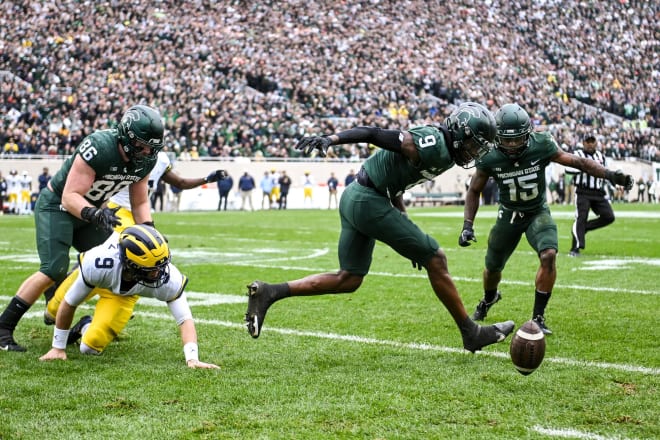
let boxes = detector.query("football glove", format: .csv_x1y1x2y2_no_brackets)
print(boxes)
295,136,331,157
458,220,476,247
205,170,227,183
411,260,423,271
605,170,633,190
81,206,121,233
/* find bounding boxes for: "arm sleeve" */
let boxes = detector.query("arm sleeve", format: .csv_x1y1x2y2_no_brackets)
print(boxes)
336,126,403,153
63,272,95,307
167,291,194,326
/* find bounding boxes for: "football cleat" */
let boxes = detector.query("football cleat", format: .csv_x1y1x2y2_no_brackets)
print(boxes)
568,249,580,257
245,281,278,339
472,291,502,321
67,315,92,345
0,329,26,352
462,320,515,353
532,315,553,335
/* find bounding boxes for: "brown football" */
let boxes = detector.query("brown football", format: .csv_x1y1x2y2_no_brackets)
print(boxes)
510,320,546,375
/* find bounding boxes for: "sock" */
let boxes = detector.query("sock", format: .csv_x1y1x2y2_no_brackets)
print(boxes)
273,283,291,300
533,290,552,317
0,297,32,331
458,316,478,336
484,289,498,303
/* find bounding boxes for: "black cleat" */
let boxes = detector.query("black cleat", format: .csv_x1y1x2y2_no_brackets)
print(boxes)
462,320,515,353
67,315,92,345
43,311,55,326
568,249,580,257
472,291,502,321
532,315,553,335
0,329,26,352
245,281,277,338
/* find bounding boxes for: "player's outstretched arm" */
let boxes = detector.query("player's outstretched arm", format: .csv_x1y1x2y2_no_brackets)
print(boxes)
178,320,220,369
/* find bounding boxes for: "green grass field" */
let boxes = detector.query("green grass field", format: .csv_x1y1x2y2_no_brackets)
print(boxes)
1,204,658,440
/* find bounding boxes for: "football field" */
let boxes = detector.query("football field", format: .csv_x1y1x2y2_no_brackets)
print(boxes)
1,204,658,439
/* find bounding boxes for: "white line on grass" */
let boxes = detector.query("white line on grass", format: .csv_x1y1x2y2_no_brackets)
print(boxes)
531,425,640,440
225,262,659,296
32,307,650,376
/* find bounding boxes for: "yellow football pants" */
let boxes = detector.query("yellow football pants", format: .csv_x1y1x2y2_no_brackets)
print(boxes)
47,202,140,353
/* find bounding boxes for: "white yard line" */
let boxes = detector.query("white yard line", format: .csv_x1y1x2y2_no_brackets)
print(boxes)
24,302,654,375
531,425,640,440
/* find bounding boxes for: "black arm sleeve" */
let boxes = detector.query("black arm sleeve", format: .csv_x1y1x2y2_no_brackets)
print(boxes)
335,126,403,153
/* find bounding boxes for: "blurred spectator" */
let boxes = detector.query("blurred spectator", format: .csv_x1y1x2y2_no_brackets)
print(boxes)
238,171,256,211
278,170,292,210
260,171,274,210
217,172,234,211
38,167,51,193
0,1,657,161
345,169,356,187
327,172,339,209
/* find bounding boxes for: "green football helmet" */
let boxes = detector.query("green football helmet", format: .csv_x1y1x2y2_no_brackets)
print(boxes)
116,105,164,165
495,103,532,159
445,102,497,168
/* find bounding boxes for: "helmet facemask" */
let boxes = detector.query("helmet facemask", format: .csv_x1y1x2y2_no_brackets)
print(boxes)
445,102,497,169
117,105,165,166
495,104,532,160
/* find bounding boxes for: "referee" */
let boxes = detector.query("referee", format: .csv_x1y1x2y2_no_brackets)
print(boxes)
568,132,615,256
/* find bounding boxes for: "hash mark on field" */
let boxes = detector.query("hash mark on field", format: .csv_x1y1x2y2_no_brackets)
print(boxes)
531,425,640,440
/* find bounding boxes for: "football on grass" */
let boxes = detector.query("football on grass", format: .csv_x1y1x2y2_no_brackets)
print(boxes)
510,320,546,375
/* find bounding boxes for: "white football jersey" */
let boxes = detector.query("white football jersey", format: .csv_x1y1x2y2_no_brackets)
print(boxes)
6,173,21,194
19,175,32,191
64,232,187,307
109,151,172,209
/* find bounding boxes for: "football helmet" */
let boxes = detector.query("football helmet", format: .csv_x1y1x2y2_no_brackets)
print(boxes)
445,102,497,168
119,224,170,288
495,103,532,159
116,105,164,166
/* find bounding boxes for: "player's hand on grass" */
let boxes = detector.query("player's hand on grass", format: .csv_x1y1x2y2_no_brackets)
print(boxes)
39,348,67,361
187,359,220,369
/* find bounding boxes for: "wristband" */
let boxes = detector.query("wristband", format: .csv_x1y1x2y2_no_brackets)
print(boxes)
142,221,155,227
52,327,70,350
183,342,199,362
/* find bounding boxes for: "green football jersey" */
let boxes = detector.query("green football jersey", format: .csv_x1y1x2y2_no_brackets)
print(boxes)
49,129,156,207
363,125,454,197
477,131,559,211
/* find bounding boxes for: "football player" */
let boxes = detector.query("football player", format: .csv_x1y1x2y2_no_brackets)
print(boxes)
245,102,515,353
459,103,633,334
39,225,218,369
43,150,226,350
0,104,164,352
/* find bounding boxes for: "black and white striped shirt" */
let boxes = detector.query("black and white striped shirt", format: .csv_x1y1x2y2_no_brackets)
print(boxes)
572,149,606,191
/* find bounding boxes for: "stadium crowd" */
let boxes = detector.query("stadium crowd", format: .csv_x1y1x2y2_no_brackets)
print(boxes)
1,1,658,162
